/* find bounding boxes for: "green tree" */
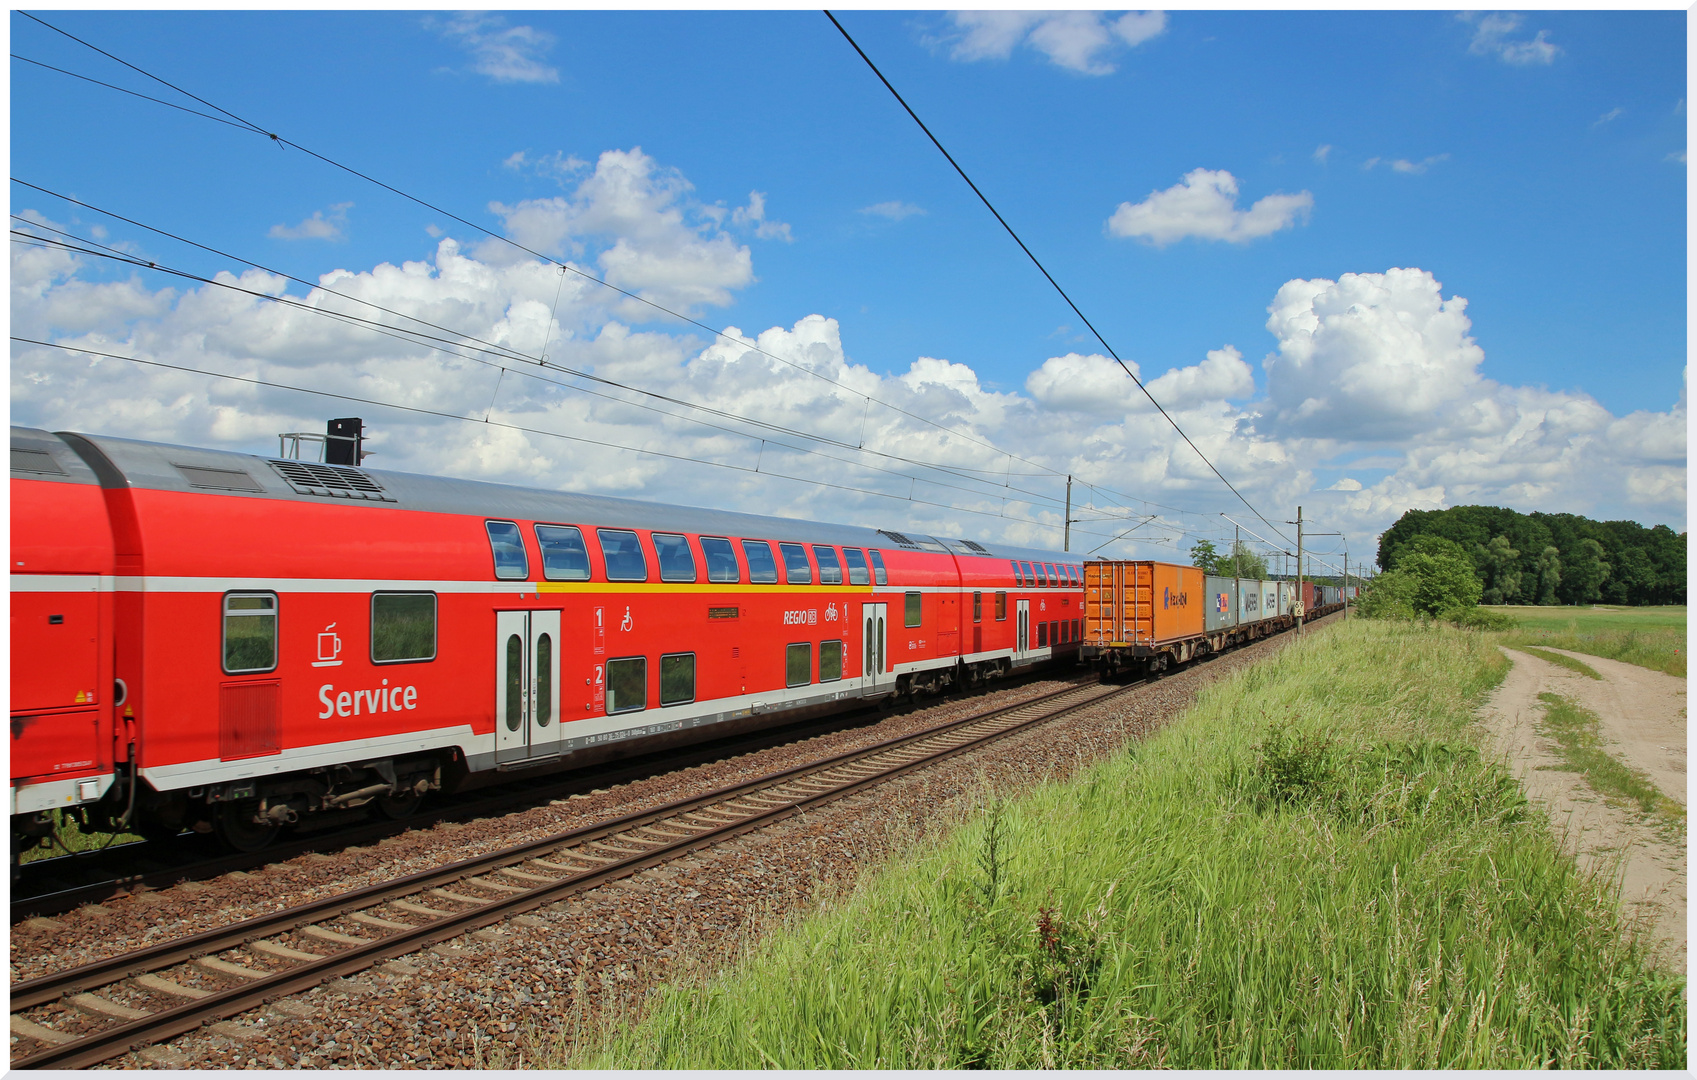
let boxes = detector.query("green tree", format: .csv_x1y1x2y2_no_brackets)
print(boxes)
1188,539,1220,574
1561,537,1611,605
1534,546,1562,605
1474,534,1522,605
1358,544,1482,619
1223,541,1269,580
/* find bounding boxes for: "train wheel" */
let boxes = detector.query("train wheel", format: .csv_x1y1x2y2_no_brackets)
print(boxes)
212,802,279,853
375,791,423,820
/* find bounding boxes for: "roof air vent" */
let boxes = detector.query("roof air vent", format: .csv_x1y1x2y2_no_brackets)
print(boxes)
10,447,66,475
960,539,990,554
175,464,266,492
268,459,395,502
877,529,917,548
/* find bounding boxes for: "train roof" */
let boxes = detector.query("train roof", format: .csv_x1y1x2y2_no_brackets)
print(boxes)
13,426,1073,565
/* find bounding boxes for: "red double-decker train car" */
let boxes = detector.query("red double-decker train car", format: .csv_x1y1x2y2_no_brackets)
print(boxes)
11,426,1088,855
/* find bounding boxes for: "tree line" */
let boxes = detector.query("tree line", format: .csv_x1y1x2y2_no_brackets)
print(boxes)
1375,505,1685,606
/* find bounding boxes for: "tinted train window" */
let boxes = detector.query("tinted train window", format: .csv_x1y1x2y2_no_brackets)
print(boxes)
1010,560,1023,586
869,550,888,586
973,591,982,623
1045,563,1057,587
743,540,779,584
653,533,697,582
813,545,843,585
485,521,528,580
843,548,870,586
1038,621,1049,648
660,653,695,706
223,592,277,674
1020,562,1036,587
701,537,740,583
598,529,648,582
905,592,922,628
786,643,811,687
820,640,843,682
371,592,436,663
779,543,812,585
996,591,1007,620
606,657,646,713
535,525,590,581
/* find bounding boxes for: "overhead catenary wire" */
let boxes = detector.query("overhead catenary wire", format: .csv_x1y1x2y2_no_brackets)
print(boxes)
13,15,1242,548
822,11,1295,551
13,14,1101,505
9,203,1091,518
9,227,1097,521
13,335,1152,547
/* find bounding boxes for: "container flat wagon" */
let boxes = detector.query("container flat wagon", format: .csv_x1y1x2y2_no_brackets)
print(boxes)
1081,560,1297,675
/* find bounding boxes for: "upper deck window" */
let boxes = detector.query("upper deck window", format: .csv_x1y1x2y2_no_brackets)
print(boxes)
653,533,697,583
701,537,740,583
598,529,648,582
743,540,779,584
485,521,529,580
1044,563,1057,587
813,545,843,585
1010,559,1023,586
779,543,812,585
535,525,591,581
869,550,888,586
1020,561,1036,587
843,548,870,586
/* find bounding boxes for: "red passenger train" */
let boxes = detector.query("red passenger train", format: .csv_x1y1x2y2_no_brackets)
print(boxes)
11,426,1089,855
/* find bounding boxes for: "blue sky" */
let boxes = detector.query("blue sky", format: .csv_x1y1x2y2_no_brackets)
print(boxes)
10,9,1687,565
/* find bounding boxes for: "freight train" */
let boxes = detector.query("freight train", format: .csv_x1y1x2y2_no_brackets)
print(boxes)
1080,561,1351,675
12,426,1094,857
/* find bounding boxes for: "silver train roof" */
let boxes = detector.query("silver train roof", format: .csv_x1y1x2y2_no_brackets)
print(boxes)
14,426,1074,566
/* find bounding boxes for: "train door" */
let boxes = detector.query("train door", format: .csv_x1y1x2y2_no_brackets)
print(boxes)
494,610,562,763
1015,599,1030,661
860,602,893,696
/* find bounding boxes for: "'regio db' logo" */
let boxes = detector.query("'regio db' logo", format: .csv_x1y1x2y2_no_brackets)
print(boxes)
1163,587,1189,609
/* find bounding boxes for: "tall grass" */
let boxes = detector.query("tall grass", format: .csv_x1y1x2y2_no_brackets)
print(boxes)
577,621,1684,1069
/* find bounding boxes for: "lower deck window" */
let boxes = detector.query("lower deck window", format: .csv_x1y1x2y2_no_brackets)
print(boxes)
371,592,435,663
223,593,277,673
606,657,647,714
661,653,695,705
905,592,922,627
786,643,811,687
996,592,1007,620
819,640,843,682
1038,621,1049,648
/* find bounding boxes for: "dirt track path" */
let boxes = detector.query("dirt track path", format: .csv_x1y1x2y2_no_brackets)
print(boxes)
1476,646,1686,973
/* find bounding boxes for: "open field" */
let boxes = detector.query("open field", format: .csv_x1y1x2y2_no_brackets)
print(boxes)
575,621,1685,1069
1490,605,1686,678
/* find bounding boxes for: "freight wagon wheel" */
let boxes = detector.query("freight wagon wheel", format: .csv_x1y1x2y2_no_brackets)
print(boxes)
375,790,423,820
212,802,280,853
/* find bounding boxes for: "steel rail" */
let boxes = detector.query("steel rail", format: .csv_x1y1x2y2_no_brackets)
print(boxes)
12,678,1122,1068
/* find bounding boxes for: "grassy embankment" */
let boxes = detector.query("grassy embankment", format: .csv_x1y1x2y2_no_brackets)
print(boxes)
571,619,1684,1069
1536,692,1684,839
1492,605,1686,678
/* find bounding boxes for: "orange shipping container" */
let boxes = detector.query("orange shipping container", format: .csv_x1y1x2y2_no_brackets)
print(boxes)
1084,561,1205,647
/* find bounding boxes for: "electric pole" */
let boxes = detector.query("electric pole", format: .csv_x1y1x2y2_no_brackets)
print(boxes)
1290,506,1305,635
1063,476,1071,552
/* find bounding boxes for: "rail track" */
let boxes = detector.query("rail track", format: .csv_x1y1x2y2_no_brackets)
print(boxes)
11,675,1135,1069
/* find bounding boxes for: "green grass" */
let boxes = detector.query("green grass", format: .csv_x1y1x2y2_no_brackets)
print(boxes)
1490,605,1686,678
1535,692,1684,838
1510,646,1602,679
565,621,1684,1069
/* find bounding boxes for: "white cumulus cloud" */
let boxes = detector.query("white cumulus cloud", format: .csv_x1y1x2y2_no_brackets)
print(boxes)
1461,12,1561,66
859,201,926,221
268,202,352,241
945,10,1166,75
1108,169,1312,246
434,13,559,84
